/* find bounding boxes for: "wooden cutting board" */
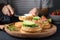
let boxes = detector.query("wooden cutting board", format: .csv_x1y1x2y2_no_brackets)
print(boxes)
0,24,56,38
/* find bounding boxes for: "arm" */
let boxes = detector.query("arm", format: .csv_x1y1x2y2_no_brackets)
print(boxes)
0,4,5,11
0,0,14,16
0,0,7,11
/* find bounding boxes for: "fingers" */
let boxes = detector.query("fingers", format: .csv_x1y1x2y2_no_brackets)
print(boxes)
41,8,48,13
29,8,39,16
2,6,10,16
7,5,14,15
2,5,14,16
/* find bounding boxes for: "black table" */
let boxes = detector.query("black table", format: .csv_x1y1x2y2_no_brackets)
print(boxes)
0,23,59,40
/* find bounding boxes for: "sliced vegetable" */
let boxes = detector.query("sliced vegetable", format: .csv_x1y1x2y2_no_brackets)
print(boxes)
23,21,35,25
48,18,52,22
23,24,38,28
33,16,40,20
23,21,38,28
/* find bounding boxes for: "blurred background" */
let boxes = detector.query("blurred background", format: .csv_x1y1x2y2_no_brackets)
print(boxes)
53,0,60,9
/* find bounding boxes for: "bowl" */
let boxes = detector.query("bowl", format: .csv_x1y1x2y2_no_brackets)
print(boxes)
49,15,60,22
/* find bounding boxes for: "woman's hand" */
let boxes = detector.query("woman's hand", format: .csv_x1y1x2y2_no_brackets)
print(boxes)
38,8,48,16
39,8,48,14
2,5,14,16
41,8,48,13
28,8,39,16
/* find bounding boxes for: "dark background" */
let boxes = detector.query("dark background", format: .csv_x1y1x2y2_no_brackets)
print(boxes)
53,0,60,10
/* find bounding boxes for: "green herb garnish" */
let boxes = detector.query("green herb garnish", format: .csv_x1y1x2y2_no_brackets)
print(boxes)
8,25,19,31
8,25,15,31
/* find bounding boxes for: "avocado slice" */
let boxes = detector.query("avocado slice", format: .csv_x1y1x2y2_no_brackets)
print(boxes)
33,16,40,20
23,21,35,25
23,21,38,27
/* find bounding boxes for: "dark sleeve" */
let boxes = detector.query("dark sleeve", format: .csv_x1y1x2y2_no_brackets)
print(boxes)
0,0,7,10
